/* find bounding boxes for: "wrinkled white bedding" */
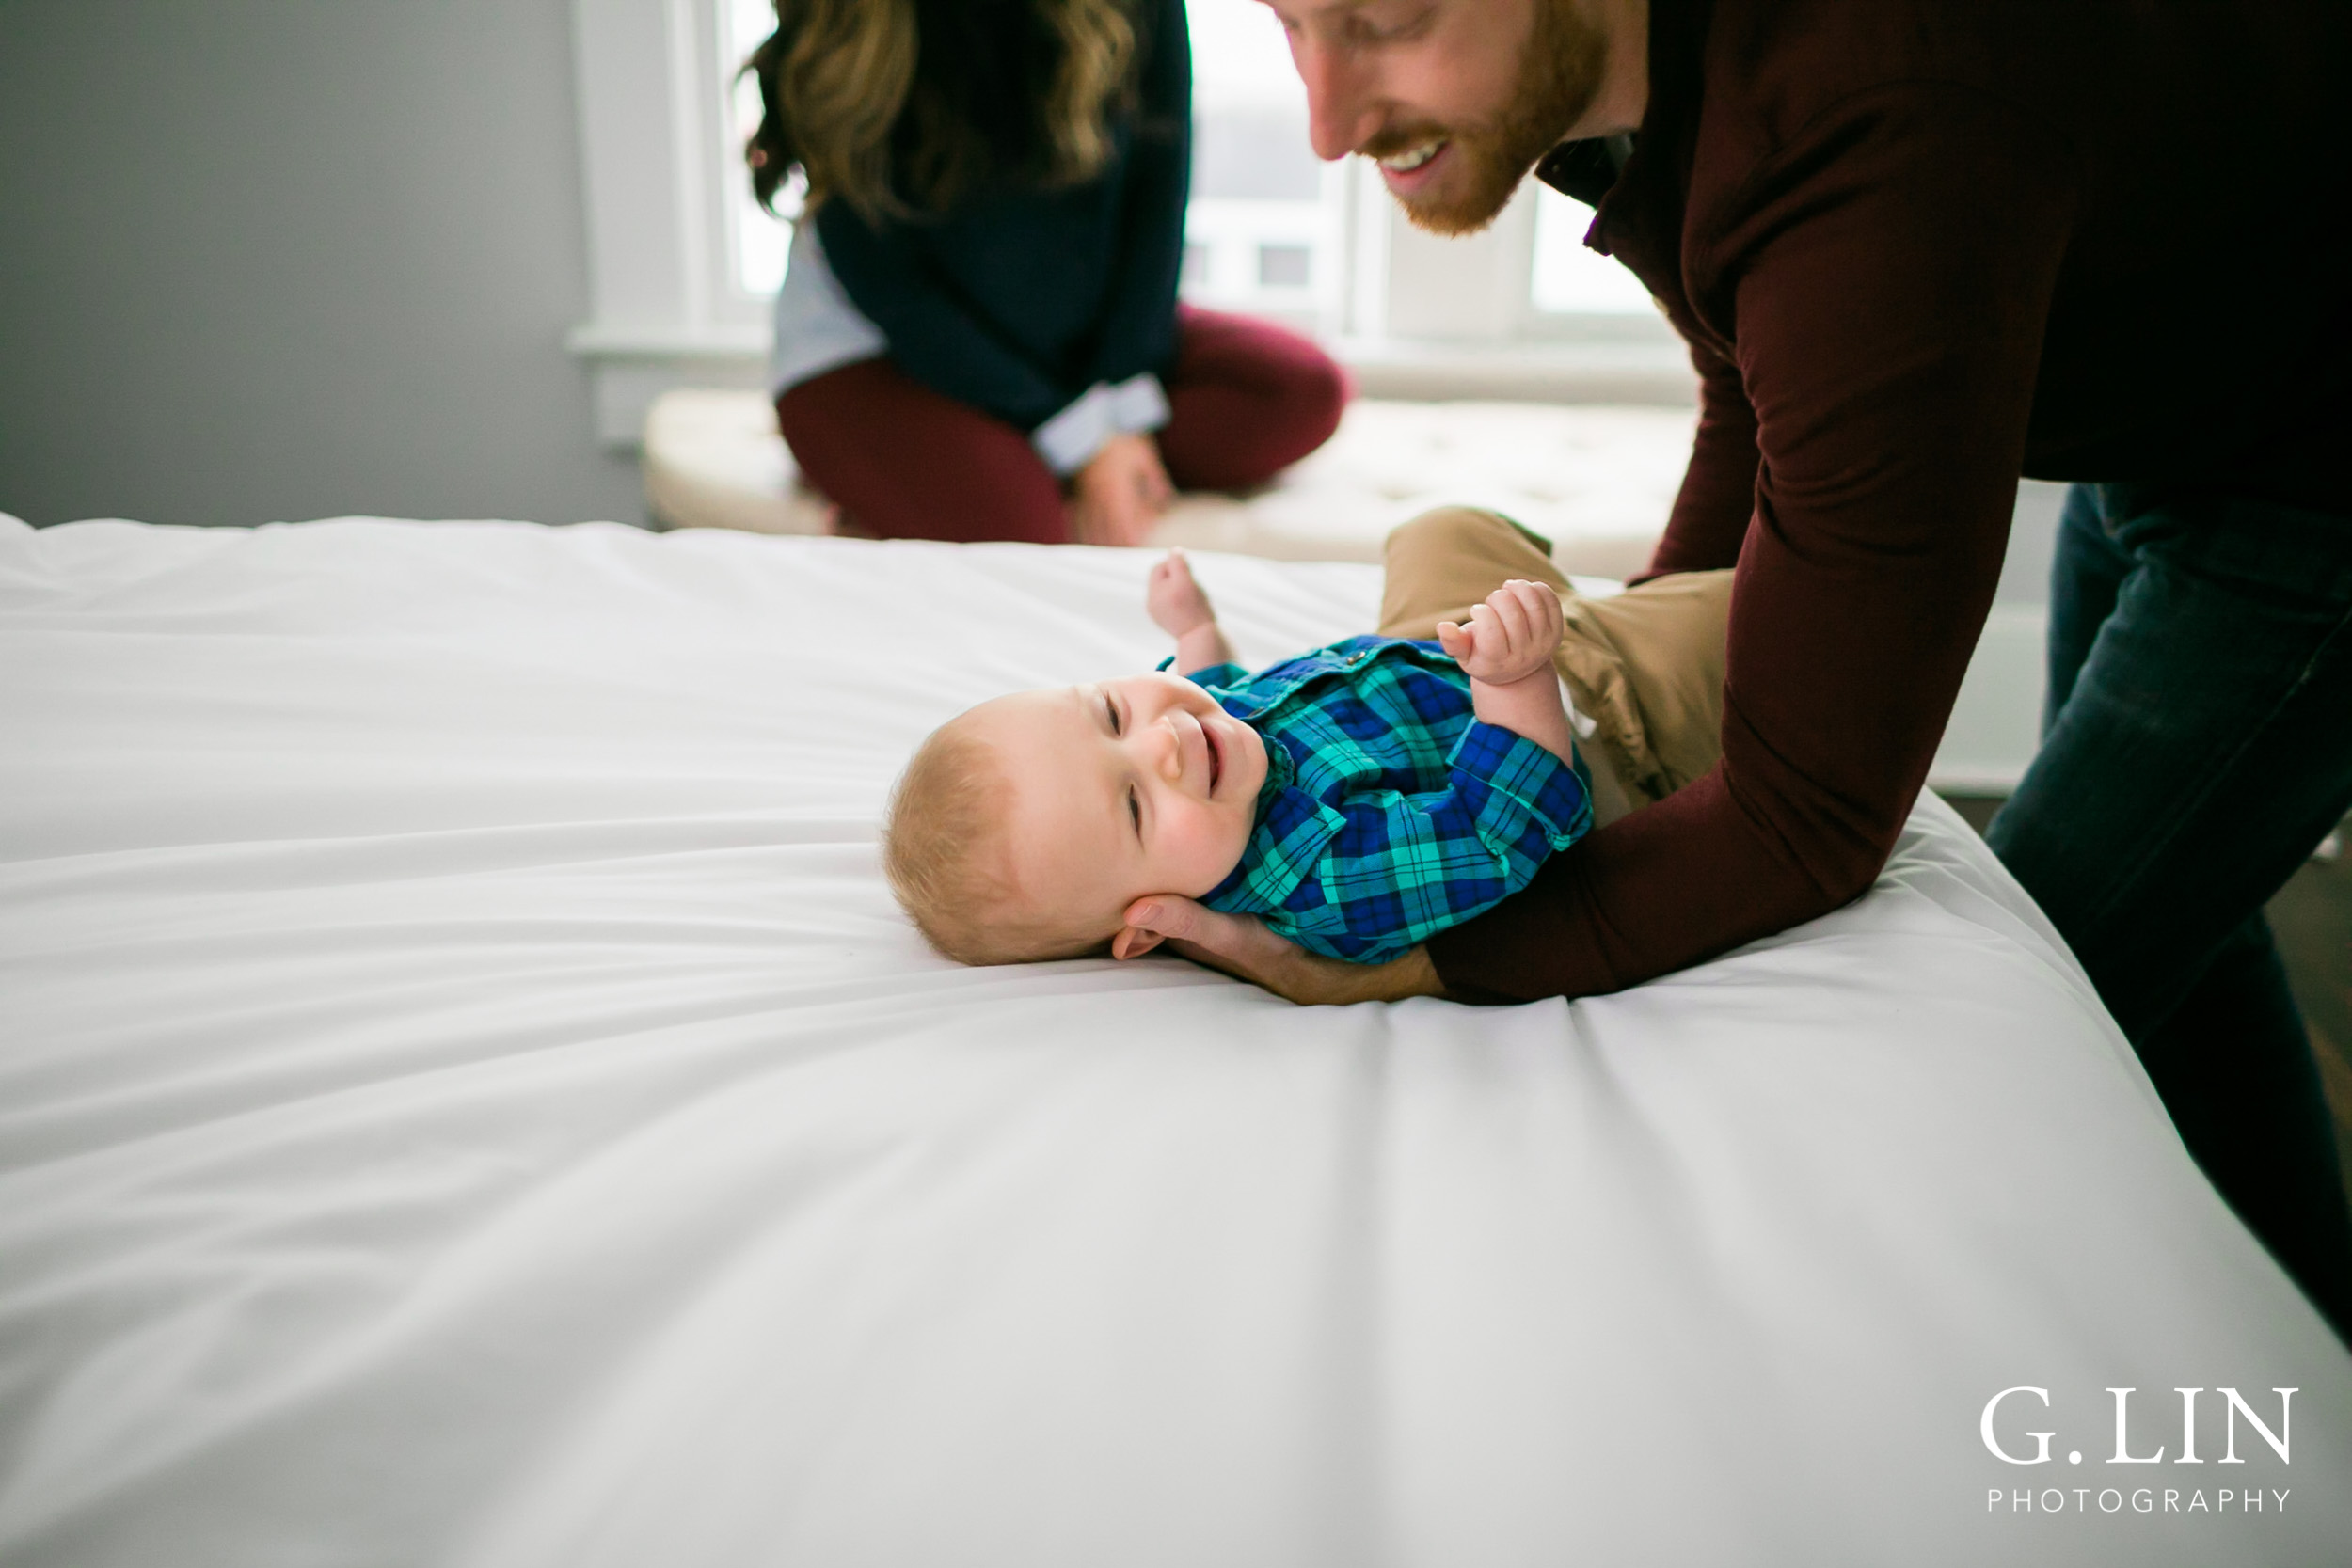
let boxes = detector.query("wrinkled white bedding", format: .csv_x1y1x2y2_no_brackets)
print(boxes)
1,515,2344,1568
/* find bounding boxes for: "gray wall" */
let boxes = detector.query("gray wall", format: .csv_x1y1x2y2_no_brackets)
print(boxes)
1998,480,2066,606
0,0,644,529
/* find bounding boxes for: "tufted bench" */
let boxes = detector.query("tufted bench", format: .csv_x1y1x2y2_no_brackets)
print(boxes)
642,388,1696,579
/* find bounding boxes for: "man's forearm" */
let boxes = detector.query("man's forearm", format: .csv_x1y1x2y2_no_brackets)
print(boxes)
1470,672,1576,764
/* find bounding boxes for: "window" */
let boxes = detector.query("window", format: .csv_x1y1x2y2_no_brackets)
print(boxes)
1181,0,1342,331
1181,0,1667,343
566,0,1685,447
1530,186,1656,316
718,0,790,298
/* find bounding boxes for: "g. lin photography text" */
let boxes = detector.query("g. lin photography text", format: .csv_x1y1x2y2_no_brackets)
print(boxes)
1980,1385,2304,1519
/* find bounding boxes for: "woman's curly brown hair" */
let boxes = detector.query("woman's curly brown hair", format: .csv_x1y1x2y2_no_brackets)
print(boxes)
743,0,1138,225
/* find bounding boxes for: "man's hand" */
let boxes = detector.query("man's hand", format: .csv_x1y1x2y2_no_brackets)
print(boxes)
1070,431,1173,547
1436,580,1564,686
1110,895,1445,1005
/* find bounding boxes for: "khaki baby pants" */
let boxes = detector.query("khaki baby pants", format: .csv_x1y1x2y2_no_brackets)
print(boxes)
1376,506,1734,821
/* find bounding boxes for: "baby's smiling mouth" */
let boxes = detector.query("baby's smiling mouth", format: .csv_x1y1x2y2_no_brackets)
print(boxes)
1205,722,1223,794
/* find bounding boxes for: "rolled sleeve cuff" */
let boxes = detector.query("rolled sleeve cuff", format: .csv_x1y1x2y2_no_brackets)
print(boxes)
1448,721,1595,848
1158,656,1247,687
1106,372,1169,434
1031,374,1170,475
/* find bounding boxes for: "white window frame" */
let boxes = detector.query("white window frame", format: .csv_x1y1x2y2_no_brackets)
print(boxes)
565,0,1692,449
567,0,771,445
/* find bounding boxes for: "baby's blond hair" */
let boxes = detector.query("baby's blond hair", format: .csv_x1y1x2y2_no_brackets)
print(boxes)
882,709,1117,965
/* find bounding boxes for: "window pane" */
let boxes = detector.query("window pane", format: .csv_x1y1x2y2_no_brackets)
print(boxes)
723,0,791,297
1530,184,1654,314
1258,244,1312,287
1194,108,1321,201
1184,0,1335,325
1185,0,1307,107
715,1,1349,318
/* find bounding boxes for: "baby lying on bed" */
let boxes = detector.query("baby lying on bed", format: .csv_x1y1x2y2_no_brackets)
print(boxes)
884,549,1594,966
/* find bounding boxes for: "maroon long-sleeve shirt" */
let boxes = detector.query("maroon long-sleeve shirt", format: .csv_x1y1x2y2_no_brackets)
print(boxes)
1426,0,2352,1002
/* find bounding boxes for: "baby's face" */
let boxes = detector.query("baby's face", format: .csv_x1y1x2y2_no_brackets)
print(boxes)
967,672,1270,935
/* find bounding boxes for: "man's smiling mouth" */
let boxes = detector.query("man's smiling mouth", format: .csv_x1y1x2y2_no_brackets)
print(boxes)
1377,139,1445,173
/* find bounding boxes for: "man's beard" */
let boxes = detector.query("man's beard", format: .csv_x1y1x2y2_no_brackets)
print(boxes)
1368,0,1609,236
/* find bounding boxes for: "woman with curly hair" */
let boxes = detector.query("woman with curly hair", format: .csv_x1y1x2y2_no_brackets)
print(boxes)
745,0,1347,546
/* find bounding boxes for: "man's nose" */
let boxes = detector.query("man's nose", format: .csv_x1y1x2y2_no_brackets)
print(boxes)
1294,35,1380,161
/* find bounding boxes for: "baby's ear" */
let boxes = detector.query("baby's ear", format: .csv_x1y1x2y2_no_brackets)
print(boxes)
1110,926,1165,960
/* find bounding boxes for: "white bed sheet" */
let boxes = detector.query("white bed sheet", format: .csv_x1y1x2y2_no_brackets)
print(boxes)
1,515,2344,1567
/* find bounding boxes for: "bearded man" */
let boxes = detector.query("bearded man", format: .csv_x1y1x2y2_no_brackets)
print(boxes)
1123,0,2352,1337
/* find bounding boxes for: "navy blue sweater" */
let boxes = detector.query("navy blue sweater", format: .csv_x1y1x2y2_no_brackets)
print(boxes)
812,0,1191,434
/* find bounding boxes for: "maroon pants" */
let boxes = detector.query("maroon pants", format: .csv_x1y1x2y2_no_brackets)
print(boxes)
773,305,1349,545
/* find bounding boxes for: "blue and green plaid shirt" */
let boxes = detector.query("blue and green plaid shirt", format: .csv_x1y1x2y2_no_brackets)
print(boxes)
1176,637,1593,964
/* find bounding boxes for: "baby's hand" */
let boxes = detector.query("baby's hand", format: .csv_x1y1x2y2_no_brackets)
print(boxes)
1436,580,1564,687
1147,549,1217,639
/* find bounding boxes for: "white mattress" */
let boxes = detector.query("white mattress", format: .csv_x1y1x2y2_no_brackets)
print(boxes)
1,514,2343,1567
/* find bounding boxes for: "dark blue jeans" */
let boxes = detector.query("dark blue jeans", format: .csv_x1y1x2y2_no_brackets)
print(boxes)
1988,483,2352,1337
